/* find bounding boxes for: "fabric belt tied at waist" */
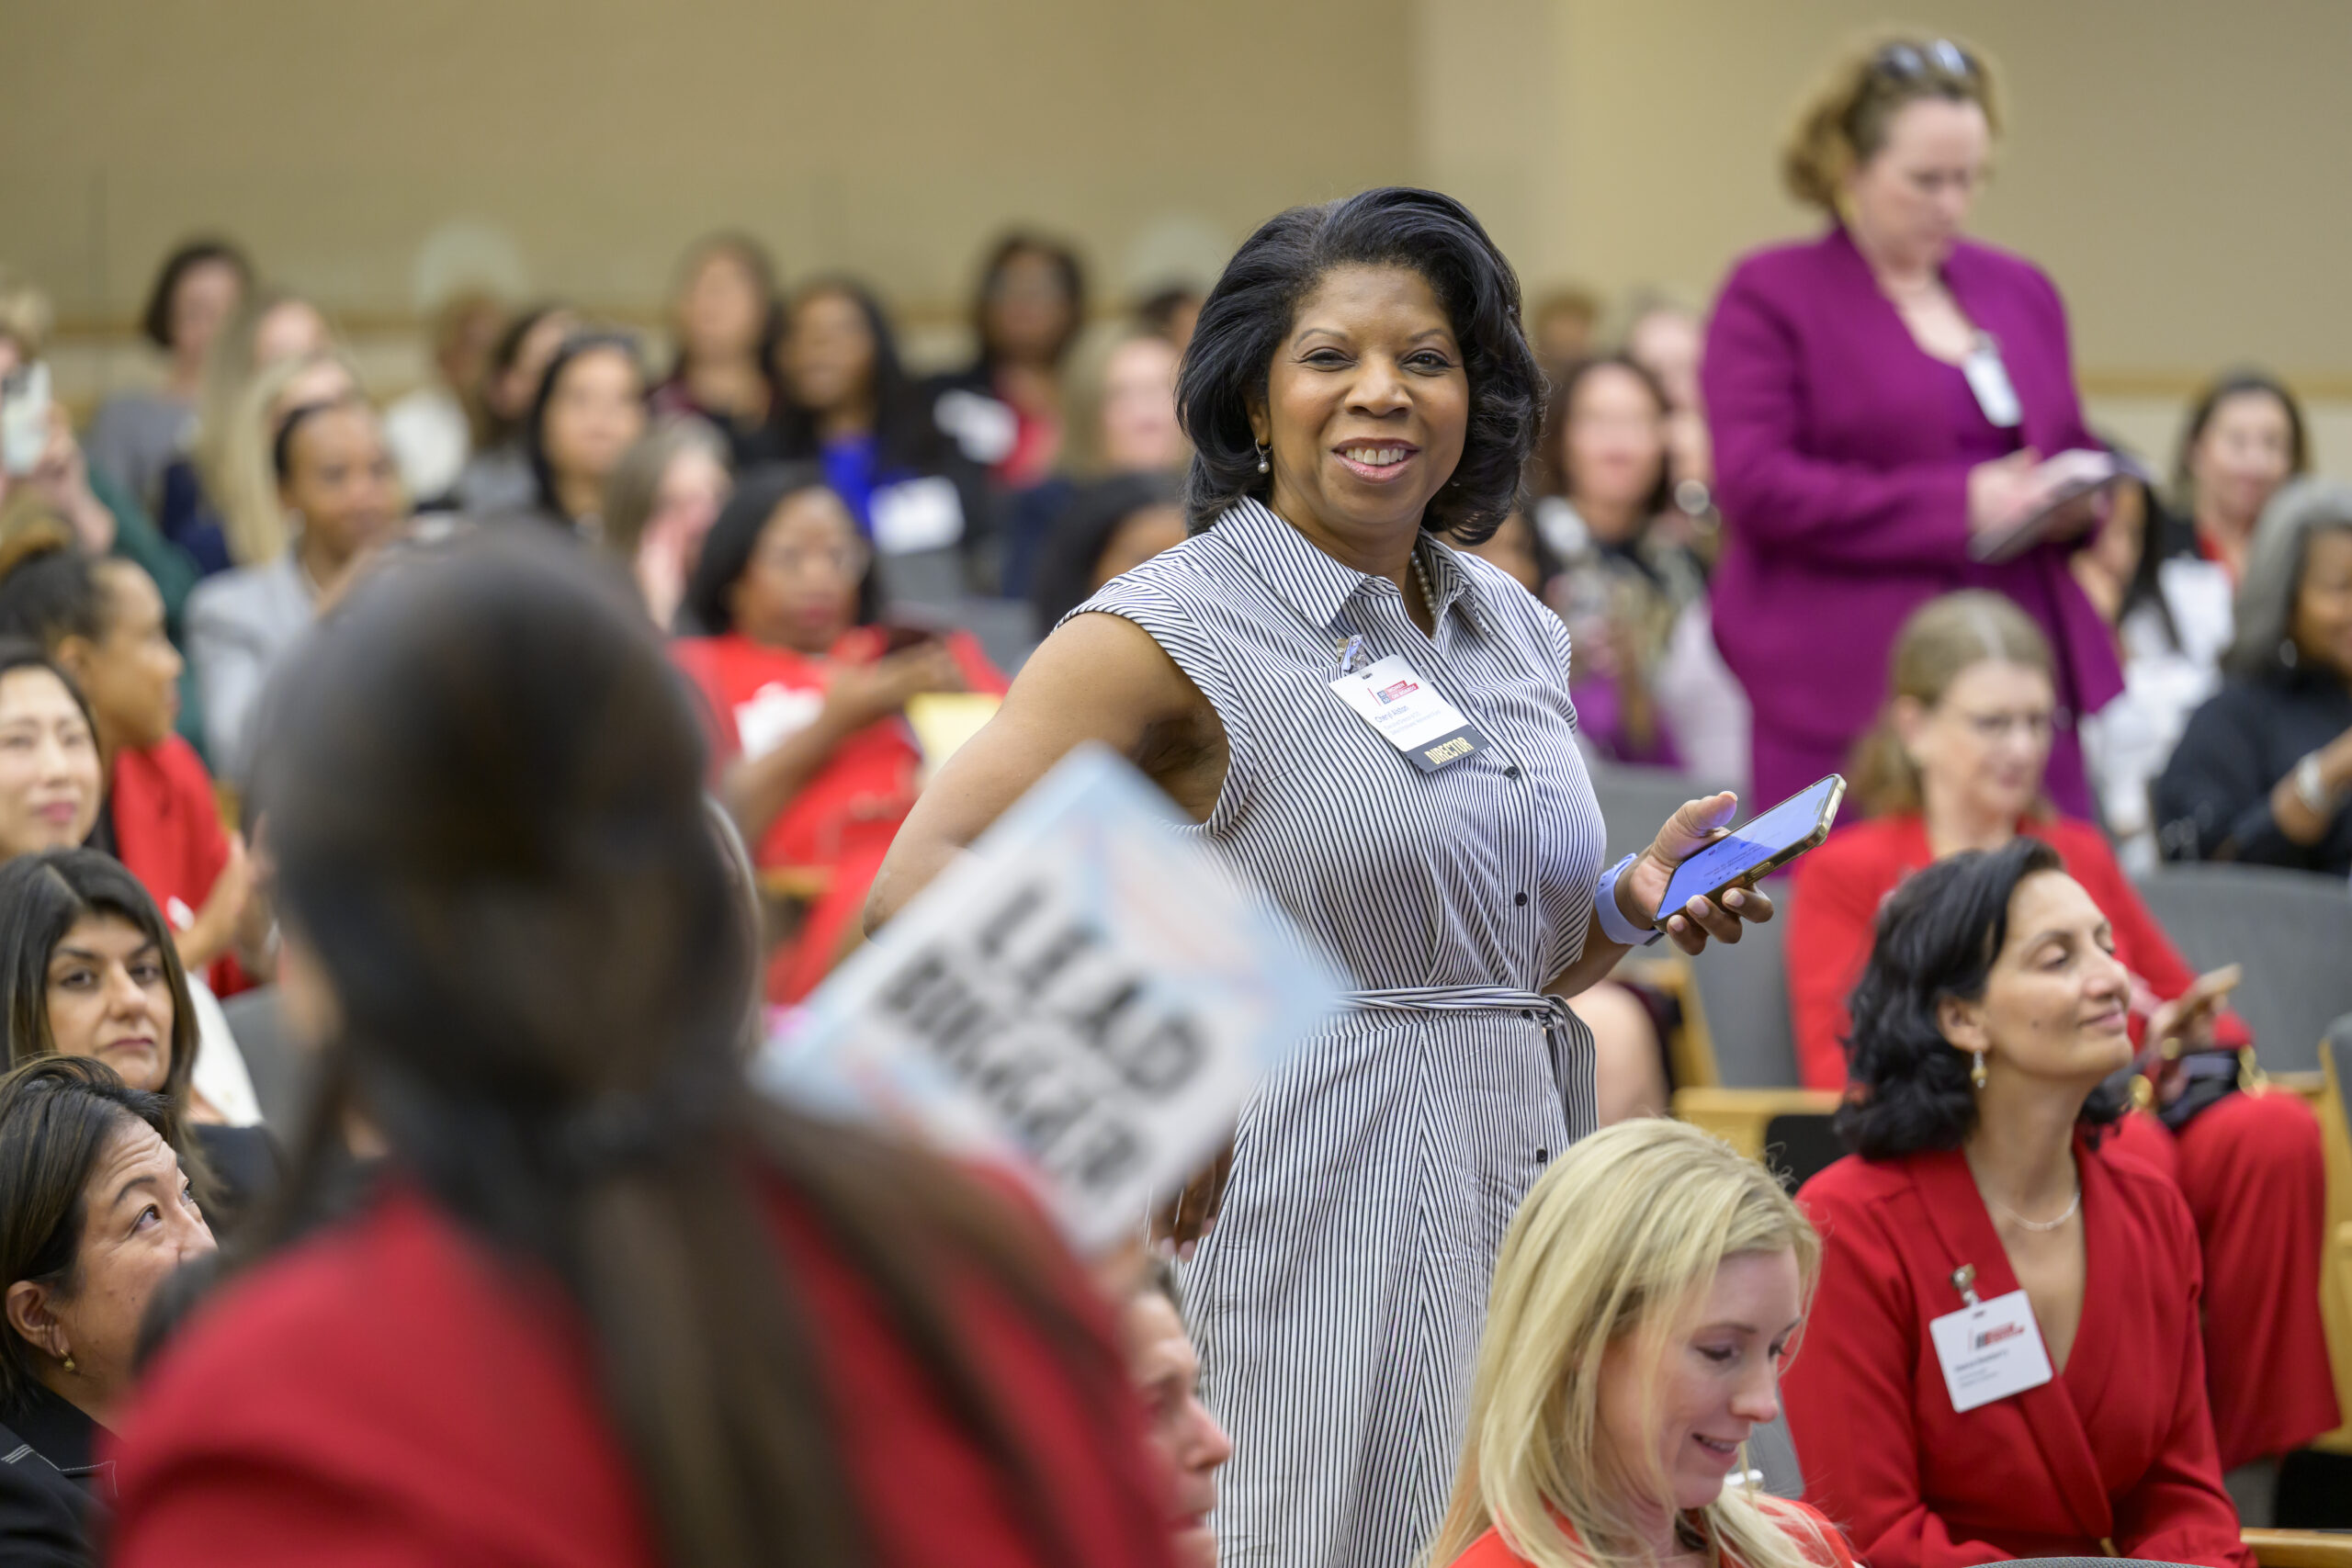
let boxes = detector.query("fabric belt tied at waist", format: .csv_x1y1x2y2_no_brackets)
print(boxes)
1346,985,1570,1022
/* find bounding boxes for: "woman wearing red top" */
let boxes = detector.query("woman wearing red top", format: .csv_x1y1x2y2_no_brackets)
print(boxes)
1788,840,2251,1568
1436,1118,1855,1568
107,532,1179,1568
1786,591,2334,1469
0,537,256,997
671,464,1004,1003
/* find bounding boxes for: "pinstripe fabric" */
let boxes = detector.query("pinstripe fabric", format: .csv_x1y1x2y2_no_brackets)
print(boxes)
1067,497,1604,1568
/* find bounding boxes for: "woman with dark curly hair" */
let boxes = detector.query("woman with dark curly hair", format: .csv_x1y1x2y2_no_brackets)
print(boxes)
873,186,1770,1568
1784,839,2252,1568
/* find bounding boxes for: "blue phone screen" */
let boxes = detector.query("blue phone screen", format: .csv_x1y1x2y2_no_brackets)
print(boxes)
1657,776,1842,920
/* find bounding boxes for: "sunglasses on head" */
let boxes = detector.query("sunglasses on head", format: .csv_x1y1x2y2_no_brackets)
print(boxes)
1872,39,1978,81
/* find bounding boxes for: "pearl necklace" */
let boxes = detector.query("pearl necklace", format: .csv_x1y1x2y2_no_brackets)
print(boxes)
1409,548,1435,622
1987,1185,2081,1233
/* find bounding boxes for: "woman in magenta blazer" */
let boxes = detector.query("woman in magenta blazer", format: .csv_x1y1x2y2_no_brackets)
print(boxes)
1702,38,2120,816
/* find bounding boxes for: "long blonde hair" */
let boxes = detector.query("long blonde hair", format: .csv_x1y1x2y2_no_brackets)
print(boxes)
1433,1120,1824,1568
1849,591,2052,817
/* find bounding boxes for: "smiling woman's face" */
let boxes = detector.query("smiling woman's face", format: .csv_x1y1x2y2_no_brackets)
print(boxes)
44,915,175,1097
1251,264,1467,562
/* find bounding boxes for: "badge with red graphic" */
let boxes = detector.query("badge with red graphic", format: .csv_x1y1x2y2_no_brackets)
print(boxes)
1327,654,1487,773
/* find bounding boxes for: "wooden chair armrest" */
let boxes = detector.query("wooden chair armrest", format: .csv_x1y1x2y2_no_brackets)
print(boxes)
758,866,832,903
2244,1528,2352,1568
1671,1088,1841,1162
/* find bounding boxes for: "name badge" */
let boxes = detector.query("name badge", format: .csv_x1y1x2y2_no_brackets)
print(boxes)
1328,654,1487,773
1928,1288,2054,1412
1962,335,2024,429
871,475,966,556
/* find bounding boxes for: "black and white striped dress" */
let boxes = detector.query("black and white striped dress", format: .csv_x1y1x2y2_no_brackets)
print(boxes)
1069,496,1605,1568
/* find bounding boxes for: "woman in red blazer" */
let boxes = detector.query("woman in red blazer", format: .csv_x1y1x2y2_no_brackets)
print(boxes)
1702,37,2120,818
106,536,1177,1568
1787,591,2335,1469
1787,840,2251,1568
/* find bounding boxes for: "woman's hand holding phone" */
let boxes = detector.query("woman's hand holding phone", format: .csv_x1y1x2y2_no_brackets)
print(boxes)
1616,791,1777,956
2139,964,2243,1107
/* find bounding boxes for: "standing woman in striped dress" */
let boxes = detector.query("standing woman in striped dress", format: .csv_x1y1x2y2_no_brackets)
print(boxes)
871,187,1771,1568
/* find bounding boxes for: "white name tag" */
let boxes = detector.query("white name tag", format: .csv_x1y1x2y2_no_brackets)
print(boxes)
1962,336,2024,429
870,475,966,556
1928,1288,2054,1412
1327,654,1487,772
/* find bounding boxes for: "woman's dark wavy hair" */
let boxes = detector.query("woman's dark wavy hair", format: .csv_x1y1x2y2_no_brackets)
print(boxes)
1836,838,2126,1159
2171,367,2307,508
526,331,647,525
683,462,880,637
0,851,217,1211
770,277,950,477
1177,186,1544,545
245,532,1154,1568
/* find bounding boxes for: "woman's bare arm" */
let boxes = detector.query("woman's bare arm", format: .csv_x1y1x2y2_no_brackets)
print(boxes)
865,612,1220,931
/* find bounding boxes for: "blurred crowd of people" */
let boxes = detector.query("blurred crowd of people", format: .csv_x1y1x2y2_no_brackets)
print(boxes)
0,23,2339,1568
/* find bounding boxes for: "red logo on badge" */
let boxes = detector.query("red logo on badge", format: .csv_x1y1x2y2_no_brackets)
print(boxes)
1973,1322,2025,1350
1374,680,1419,704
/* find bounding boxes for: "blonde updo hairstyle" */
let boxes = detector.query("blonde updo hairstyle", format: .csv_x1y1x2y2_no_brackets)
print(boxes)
1849,591,2053,818
1782,34,2002,212
1434,1119,1826,1568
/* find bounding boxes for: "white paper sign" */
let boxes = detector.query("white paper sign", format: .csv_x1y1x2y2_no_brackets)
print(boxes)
1928,1289,2055,1413
754,743,1343,1250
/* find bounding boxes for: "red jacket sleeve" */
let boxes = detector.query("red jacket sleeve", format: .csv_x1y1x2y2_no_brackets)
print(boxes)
1785,1180,2019,1568
1785,838,1892,1090
2108,1190,2258,1568
1702,267,1974,571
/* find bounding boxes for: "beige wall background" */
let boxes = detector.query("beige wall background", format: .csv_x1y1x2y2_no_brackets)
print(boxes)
11,0,2352,464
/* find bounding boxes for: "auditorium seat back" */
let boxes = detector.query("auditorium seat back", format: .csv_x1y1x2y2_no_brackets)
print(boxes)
2132,865,2352,1075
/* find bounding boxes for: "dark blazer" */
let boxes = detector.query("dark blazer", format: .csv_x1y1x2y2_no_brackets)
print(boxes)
0,1382,107,1567
2153,667,2352,874
1702,226,2121,799
192,1123,285,1244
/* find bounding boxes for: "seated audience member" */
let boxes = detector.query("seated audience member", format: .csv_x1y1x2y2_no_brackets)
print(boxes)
380,291,503,508
492,332,648,538
2173,370,2307,588
106,532,1181,1567
191,352,364,581
0,646,102,863
1621,292,1713,515
2154,477,2352,876
450,302,578,518
928,232,1088,491
1136,283,1204,352
1788,590,2335,1469
157,288,334,577
0,541,261,995
1112,1257,1231,1568
187,395,404,781
0,852,278,1236
1028,471,1188,635
1435,1118,1851,1568
0,280,204,655
0,1057,217,1565
598,416,732,631
84,240,253,514
1787,840,2254,1568
771,279,990,597
651,233,783,468
671,466,1001,1003
2073,464,2233,871
1001,324,1190,599
1527,284,1601,376
1530,355,1748,784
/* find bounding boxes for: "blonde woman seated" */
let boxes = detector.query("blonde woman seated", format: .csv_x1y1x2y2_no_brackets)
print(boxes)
1436,1119,1854,1568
